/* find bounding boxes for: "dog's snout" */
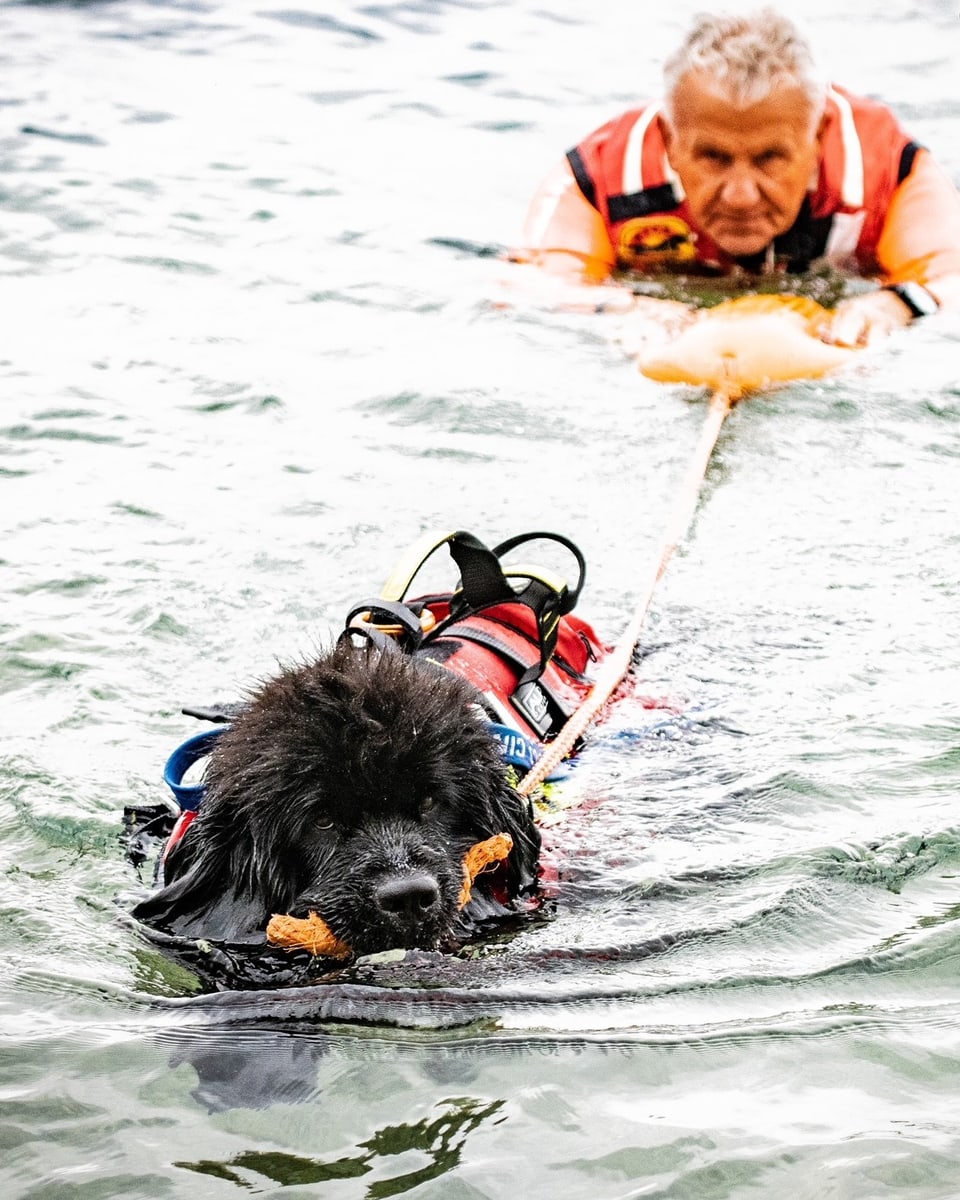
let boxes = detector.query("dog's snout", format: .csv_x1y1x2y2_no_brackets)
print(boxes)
374,873,441,918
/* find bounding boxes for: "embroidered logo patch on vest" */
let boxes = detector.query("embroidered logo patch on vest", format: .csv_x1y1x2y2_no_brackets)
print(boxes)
618,214,697,267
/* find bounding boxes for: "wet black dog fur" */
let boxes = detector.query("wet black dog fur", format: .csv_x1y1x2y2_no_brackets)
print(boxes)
132,639,541,965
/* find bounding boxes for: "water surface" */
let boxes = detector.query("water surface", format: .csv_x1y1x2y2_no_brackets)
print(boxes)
2,1,960,1196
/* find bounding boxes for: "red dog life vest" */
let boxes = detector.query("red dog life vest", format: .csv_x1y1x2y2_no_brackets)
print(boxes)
413,597,606,744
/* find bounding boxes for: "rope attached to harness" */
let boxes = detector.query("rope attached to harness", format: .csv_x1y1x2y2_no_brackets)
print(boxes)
515,295,865,794
516,382,737,796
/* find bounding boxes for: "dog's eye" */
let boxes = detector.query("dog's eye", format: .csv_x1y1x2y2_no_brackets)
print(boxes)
420,795,436,816
314,817,335,831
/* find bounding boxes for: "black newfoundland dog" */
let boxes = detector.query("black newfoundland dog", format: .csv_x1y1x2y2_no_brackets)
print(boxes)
127,530,606,986
131,639,542,970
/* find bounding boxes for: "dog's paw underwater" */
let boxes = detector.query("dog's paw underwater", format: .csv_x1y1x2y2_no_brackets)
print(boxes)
124,530,610,990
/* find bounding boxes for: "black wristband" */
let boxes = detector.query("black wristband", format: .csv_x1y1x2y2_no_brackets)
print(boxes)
882,282,940,320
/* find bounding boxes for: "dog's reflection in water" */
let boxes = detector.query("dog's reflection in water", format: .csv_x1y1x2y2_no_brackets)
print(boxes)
164,1024,502,1200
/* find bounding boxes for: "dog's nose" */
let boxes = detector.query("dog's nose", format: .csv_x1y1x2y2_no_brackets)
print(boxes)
374,873,440,918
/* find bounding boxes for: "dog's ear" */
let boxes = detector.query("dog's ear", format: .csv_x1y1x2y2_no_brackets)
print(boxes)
132,855,270,944
132,824,279,943
483,776,542,898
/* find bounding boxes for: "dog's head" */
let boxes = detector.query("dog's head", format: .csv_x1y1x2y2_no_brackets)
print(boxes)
134,640,541,958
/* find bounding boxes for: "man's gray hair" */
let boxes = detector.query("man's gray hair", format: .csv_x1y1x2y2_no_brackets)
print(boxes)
663,8,827,122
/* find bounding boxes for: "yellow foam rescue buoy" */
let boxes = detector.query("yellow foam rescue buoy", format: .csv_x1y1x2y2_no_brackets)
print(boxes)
639,295,859,395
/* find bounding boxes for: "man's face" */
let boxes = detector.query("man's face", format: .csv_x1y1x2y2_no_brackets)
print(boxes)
660,70,824,258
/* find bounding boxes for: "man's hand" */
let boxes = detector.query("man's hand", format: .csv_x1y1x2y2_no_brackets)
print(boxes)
818,288,915,347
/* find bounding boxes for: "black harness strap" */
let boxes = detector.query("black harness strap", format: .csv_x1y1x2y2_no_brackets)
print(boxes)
607,183,682,225
898,140,923,184
342,597,426,650
431,531,585,690
418,626,575,739
566,147,598,210
181,702,246,724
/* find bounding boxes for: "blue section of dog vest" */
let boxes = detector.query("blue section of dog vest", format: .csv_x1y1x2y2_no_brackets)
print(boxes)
484,722,572,782
486,722,541,771
163,728,223,810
